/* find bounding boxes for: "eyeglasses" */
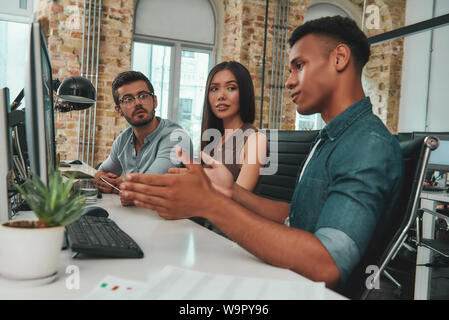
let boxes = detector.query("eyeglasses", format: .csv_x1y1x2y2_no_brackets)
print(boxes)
119,91,154,107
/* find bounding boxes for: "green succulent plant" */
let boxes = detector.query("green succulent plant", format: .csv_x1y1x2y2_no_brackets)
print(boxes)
14,170,90,227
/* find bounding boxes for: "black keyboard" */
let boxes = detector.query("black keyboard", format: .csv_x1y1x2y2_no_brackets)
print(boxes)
66,215,144,258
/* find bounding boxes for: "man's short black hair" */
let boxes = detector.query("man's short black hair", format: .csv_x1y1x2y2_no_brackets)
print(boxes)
288,15,371,71
112,71,154,106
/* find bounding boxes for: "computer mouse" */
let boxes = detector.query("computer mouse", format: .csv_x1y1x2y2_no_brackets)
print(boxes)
83,206,109,218
70,160,83,165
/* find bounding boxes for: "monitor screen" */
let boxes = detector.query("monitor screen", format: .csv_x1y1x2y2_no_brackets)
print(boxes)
41,41,56,174
413,132,449,173
24,22,56,186
0,87,12,222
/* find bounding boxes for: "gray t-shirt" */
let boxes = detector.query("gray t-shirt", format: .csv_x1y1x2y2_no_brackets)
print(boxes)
98,118,192,176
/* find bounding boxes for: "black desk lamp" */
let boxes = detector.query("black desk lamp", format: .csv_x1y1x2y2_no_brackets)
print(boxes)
10,76,96,112
51,76,97,166
54,76,96,112
8,76,97,169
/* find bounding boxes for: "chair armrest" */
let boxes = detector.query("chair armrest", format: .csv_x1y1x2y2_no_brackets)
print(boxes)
420,208,449,230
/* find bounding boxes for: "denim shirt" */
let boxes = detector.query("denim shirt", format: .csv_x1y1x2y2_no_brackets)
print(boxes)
288,97,403,286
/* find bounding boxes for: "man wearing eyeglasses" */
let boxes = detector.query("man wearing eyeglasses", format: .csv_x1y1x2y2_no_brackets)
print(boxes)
94,71,191,206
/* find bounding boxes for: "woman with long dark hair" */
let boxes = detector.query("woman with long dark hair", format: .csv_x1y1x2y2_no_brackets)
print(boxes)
200,61,267,192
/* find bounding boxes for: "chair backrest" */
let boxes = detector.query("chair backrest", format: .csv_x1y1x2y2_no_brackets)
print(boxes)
340,136,439,299
256,130,320,202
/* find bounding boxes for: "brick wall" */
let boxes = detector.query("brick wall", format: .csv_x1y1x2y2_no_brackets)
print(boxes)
220,0,310,130
38,0,134,167
39,0,405,166
363,0,406,134
219,0,406,133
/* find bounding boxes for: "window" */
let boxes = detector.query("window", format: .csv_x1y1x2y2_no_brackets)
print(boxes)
132,0,216,156
0,0,34,104
0,20,28,103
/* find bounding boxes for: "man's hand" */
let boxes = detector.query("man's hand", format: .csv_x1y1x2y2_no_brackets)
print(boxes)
167,145,234,198
120,148,221,220
201,152,234,198
94,171,122,194
119,188,135,206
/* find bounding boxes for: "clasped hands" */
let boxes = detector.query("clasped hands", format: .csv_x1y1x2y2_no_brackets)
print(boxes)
119,146,235,219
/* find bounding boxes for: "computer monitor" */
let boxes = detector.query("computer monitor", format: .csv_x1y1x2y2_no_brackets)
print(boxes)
0,87,13,221
24,22,56,186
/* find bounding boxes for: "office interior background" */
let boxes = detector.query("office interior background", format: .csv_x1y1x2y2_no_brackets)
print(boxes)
0,0,448,168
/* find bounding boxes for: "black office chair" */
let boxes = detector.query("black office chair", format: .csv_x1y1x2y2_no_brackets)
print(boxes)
256,130,320,202
340,136,440,299
193,130,319,235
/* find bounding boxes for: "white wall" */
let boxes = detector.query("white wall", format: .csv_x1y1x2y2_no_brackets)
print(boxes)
398,0,449,133
427,0,449,131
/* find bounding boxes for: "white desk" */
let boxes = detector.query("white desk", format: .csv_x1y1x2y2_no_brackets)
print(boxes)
0,194,345,300
415,191,449,300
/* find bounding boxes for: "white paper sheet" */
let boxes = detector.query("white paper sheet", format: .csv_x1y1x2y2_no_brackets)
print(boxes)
142,266,326,300
83,265,327,300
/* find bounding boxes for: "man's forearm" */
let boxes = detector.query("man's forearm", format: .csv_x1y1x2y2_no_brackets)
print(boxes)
204,194,340,288
231,183,290,224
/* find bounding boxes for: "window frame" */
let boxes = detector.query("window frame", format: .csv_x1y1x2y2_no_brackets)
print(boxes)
132,34,215,124
0,0,34,24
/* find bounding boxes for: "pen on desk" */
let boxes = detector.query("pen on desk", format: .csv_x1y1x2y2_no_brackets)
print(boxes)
100,176,121,192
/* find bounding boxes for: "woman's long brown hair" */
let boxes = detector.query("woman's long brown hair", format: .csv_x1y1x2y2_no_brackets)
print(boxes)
200,61,255,152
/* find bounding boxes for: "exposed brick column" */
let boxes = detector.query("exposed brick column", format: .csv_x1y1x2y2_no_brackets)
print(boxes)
219,0,405,133
38,0,134,166
219,0,310,130
363,0,406,134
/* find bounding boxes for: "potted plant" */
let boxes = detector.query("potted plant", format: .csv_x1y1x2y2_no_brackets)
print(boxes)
0,170,88,281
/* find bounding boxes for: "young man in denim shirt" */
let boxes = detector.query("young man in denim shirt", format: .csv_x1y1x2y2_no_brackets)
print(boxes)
120,16,404,292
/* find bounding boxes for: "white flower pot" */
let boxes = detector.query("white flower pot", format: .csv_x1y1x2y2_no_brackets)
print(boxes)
0,221,65,280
